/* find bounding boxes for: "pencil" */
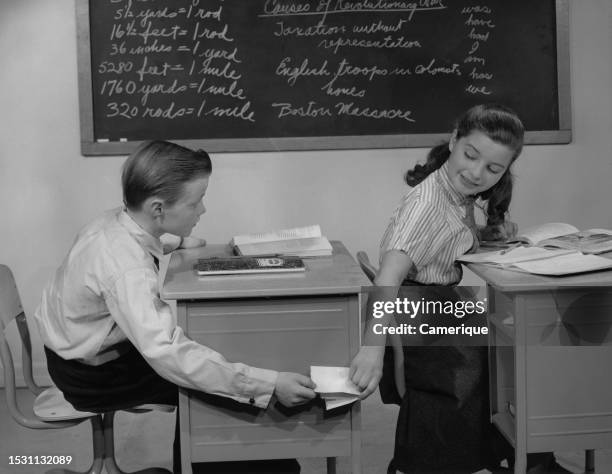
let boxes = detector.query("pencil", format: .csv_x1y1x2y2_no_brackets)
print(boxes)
500,242,522,255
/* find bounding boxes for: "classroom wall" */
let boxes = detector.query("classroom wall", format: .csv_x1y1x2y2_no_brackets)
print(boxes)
1,0,611,385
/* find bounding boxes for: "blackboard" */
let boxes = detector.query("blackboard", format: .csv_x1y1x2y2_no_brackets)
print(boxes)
76,0,571,155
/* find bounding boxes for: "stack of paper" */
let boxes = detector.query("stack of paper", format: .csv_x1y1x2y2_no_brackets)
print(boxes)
231,225,333,258
457,247,575,265
310,366,360,410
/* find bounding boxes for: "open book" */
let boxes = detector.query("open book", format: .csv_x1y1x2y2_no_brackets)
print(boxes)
231,225,333,258
457,247,612,276
310,366,360,410
508,222,612,255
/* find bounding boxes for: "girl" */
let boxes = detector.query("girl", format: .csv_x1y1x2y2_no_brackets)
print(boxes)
351,104,569,473
35,140,315,472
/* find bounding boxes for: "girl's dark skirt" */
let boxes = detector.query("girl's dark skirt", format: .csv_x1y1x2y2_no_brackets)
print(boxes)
379,284,511,474
387,346,510,474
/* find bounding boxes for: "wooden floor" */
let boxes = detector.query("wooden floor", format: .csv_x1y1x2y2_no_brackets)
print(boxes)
0,388,610,473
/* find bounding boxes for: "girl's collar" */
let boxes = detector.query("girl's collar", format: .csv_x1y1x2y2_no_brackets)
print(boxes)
436,162,474,207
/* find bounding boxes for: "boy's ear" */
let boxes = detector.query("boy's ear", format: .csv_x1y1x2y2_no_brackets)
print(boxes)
142,196,165,219
449,130,458,152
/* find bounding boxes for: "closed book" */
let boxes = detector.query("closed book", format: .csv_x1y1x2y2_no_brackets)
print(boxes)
197,256,305,276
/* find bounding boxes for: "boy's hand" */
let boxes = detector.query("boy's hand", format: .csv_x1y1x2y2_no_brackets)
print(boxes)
273,372,316,407
349,346,385,400
180,236,207,248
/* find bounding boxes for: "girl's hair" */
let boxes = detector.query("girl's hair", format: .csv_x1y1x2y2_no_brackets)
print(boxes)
122,140,212,211
404,103,524,227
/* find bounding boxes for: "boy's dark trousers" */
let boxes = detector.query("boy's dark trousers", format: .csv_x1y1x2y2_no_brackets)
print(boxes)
45,344,300,474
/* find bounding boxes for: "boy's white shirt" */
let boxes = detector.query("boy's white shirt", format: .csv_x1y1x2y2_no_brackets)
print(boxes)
35,207,277,408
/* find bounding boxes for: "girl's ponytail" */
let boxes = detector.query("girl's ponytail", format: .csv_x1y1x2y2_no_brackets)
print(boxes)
404,143,450,186
480,171,513,226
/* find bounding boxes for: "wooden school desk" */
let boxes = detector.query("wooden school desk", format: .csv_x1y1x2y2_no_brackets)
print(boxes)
467,263,612,474
162,242,370,474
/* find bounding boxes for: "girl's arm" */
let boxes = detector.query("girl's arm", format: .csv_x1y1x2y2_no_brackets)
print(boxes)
349,250,416,399
375,249,416,286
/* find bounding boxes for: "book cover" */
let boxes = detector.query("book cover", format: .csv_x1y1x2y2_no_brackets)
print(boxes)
196,256,305,276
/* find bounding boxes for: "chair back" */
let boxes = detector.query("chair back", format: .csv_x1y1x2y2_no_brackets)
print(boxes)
356,251,377,282
0,264,64,429
0,264,41,394
0,264,24,329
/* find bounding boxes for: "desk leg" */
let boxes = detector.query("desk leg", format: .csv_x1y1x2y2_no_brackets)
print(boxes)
513,296,528,474
351,401,362,474
326,457,337,474
514,451,527,474
179,390,192,474
585,449,595,473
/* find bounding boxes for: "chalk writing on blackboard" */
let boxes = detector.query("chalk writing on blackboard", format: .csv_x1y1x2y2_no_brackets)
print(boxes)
78,0,570,153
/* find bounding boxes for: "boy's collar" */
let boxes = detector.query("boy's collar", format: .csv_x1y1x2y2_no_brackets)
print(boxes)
118,208,164,261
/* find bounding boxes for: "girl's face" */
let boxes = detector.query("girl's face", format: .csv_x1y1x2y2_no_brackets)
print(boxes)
160,176,209,237
447,130,514,196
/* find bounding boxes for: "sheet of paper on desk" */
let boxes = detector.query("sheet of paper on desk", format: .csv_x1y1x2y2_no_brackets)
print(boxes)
511,253,612,276
310,366,360,410
457,247,576,265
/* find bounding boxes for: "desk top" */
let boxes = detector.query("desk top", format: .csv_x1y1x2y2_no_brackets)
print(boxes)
467,262,612,293
162,241,371,300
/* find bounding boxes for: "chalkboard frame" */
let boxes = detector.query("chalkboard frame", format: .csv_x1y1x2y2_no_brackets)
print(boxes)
76,0,571,156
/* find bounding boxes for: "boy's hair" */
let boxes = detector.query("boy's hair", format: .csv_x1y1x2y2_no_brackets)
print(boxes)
122,140,212,211
404,103,525,228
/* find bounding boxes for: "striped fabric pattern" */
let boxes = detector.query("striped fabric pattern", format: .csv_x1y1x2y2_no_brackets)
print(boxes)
380,163,475,285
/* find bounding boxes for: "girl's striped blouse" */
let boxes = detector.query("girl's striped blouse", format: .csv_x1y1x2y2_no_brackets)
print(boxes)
379,162,476,285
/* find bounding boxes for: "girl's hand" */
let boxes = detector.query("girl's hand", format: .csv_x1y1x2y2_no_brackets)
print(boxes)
349,346,385,400
480,220,518,241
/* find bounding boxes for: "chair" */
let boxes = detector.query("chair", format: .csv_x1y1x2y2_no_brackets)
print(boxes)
355,252,406,399
0,264,173,474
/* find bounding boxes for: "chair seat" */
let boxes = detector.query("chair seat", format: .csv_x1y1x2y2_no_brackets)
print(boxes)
33,386,96,421
123,404,175,414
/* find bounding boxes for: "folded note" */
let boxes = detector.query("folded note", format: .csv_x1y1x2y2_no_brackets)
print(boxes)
310,366,360,410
